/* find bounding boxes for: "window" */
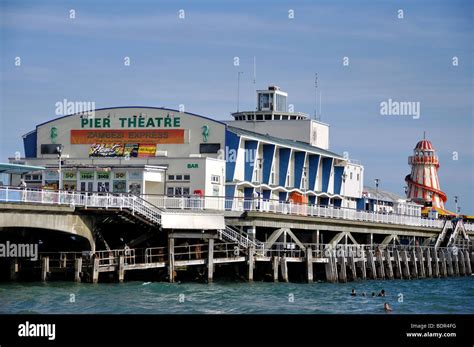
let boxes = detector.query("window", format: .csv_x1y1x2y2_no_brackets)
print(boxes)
256,114,263,121
357,173,360,181
168,175,175,181
184,174,190,181
350,172,353,180
183,187,190,196
200,143,221,153
211,175,220,184
167,187,174,196
167,186,190,197
265,114,272,120
176,175,183,181
213,186,219,196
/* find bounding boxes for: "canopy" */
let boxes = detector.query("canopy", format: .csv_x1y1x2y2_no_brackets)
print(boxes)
421,206,456,216
0,163,45,175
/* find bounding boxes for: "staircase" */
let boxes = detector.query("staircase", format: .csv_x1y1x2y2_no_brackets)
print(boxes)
218,226,265,255
435,220,452,249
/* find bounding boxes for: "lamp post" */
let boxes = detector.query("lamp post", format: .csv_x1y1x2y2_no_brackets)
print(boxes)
57,145,64,191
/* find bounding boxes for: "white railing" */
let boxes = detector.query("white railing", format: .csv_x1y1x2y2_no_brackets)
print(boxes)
0,187,161,225
3,187,472,230
219,226,264,255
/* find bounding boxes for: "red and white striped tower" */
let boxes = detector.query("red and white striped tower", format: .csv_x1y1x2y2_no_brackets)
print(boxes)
405,138,447,209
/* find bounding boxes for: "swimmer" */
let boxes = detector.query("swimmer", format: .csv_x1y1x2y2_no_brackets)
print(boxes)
350,289,357,296
371,292,376,297
361,292,366,297
384,302,392,312
377,289,386,297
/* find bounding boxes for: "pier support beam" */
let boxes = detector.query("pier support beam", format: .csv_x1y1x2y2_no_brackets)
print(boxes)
453,252,460,276
207,239,214,283
280,257,289,282
425,248,432,278
10,258,19,281
464,250,472,275
118,255,125,283
446,250,454,276
375,250,385,279
440,250,448,277
417,248,425,278
306,248,313,283
338,256,347,283
92,255,99,283
367,251,377,280
325,252,337,283
273,256,279,282
411,250,418,278
41,256,49,282
358,257,367,280
394,250,402,279
74,257,82,283
459,250,466,276
433,249,440,278
401,250,411,279
168,237,175,283
385,249,394,280
348,252,357,281
247,246,255,282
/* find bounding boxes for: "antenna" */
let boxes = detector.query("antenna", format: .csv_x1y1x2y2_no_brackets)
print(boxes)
423,131,426,140
253,56,257,122
314,73,318,120
319,91,322,121
237,71,243,112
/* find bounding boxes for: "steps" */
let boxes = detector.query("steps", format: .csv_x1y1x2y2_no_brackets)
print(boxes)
218,226,265,255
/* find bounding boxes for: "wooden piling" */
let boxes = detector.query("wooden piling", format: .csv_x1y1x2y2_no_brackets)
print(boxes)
325,252,337,283
453,251,460,276
10,258,19,281
393,250,402,279
464,250,472,275
446,250,454,276
118,255,125,282
207,239,214,283
280,256,289,282
348,252,357,281
425,248,432,278
338,256,347,283
385,249,394,280
367,251,377,279
41,256,49,282
375,250,385,279
306,248,313,283
358,257,367,280
92,255,99,283
440,250,448,277
458,250,466,276
168,237,175,283
401,250,411,279
433,248,440,278
417,248,425,278
74,257,82,283
273,256,279,282
248,246,255,282
411,250,418,278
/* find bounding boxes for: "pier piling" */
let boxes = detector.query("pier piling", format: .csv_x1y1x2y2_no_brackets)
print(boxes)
376,251,385,279
393,250,402,279
338,256,347,283
401,250,411,279
306,248,313,283
385,249,394,280
417,248,425,278
464,251,472,275
446,251,454,276
273,256,279,282
367,251,377,279
440,250,448,277
10,258,19,281
92,255,99,283
433,249,440,278
425,248,432,278
41,256,49,282
247,246,255,282
348,252,357,281
280,256,289,282
118,255,125,282
453,252,460,276
168,237,175,283
459,250,466,276
411,250,418,278
74,257,82,283
207,239,214,283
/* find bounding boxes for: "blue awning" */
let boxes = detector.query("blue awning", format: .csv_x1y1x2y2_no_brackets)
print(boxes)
0,163,45,175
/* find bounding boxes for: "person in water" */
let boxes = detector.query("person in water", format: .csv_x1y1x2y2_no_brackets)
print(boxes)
377,289,386,297
384,302,392,311
361,292,366,297
371,292,376,297
350,289,357,296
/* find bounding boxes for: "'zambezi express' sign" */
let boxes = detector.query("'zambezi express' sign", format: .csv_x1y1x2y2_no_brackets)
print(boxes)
71,129,184,144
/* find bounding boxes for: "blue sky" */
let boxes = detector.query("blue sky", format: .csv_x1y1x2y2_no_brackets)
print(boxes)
1,0,472,212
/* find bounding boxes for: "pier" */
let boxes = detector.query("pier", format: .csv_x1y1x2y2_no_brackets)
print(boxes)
1,187,473,284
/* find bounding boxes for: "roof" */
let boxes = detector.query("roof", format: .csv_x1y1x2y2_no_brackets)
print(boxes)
362,186,404,202
227,126,344,159
421,206,456,216
0,163,45,175
415,139,434,151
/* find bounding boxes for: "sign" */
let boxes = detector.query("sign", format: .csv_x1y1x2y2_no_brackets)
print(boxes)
44,170,59,180
114,172,126,179
97,172,110,180
124,144,139,158
64,172,76,180
89,143,124,157
80,116,181,128
138,144,156,158
80,172,94,180
187,163,199,169
71,129,184,144
128,171,142,180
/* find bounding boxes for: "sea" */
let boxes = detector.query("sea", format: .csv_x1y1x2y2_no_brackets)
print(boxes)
0,277,473,314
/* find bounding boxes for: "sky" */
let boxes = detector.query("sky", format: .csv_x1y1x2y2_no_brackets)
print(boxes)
0,0,472,212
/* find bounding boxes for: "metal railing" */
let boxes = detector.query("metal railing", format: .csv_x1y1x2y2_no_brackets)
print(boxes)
0,186,161,225
219,226,265,255
2,186,473,231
